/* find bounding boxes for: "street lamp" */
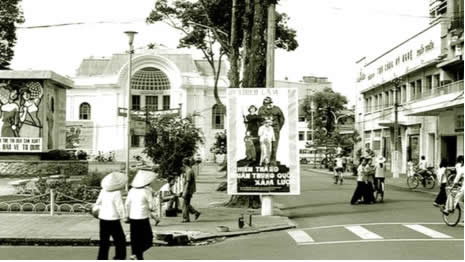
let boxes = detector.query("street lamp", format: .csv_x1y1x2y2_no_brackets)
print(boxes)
124,31,137,183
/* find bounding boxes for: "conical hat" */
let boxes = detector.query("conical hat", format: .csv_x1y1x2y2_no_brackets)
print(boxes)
131,170,157,188
376,155,386,164
101,172,128,191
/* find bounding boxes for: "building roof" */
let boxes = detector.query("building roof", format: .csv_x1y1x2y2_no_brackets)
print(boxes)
75,50,228,78
0,70,74,88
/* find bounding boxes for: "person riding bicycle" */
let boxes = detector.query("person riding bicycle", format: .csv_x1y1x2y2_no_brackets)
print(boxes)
443,156,464,215
417,155,429,186
334,154,344,184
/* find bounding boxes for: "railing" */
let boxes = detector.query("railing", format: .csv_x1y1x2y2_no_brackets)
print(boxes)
409,80,464,101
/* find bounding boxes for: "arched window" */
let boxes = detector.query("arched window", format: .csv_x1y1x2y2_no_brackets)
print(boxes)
212,104,226,129
79,103,91,120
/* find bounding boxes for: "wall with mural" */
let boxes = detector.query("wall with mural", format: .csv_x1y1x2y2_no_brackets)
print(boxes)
0,78,68,153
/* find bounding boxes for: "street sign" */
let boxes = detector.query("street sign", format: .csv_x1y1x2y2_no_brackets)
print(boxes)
117,107,180,120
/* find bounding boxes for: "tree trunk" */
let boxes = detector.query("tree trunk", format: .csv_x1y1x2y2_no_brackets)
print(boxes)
222,0,268,209
243,0,267,88
229,0,240,88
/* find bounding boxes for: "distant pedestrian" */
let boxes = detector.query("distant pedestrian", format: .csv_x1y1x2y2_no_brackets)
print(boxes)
181,157,201,223
95,172,128,260
351,157,368,205
433,159,448,207
334,154,344,185
160,176,180,213
374,155,386,202
363,157,376,204
126,170,158,260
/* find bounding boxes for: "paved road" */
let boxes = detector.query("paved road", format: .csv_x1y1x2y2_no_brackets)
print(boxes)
0,168,463,260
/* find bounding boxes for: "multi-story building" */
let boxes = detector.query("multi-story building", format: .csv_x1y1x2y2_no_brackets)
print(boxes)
355,0,463,175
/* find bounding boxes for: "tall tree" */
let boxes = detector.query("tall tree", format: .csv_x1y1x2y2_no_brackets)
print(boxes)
146,0,297,102
147,0,298,209
0,0,25,69
302,88,359,155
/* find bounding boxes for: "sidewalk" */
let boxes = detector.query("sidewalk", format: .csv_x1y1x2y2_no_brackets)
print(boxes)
0,165,295,246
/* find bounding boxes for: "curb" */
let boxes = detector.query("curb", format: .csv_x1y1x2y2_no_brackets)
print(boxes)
0,219,296,247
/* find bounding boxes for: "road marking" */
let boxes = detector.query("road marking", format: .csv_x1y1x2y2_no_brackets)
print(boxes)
404,224,452,239
301,222,454,230
287,229,314,243
297,238,464,246
344,225,383,240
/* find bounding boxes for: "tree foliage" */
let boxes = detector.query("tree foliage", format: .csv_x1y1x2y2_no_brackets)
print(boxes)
146,0,298,100
0,0,25,69
302,88,359,155
144,114,204,178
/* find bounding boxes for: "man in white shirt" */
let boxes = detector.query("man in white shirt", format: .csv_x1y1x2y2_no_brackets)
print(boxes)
160,177,180,212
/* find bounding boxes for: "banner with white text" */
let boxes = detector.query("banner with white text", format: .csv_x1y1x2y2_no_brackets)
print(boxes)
227,88,300,195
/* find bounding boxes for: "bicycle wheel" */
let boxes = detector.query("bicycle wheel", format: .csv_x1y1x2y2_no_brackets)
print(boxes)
407,176,419,189
425,176,436,189
443,205,462,227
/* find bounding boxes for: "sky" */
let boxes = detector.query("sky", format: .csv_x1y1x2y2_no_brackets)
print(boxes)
10,0,431,106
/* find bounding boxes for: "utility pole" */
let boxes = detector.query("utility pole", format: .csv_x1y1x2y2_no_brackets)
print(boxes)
262,3,276,217
392,77,402,178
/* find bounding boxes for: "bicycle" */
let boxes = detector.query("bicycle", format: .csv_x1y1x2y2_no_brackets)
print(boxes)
407,168,436,189
334,167,344,185
441,186,464,227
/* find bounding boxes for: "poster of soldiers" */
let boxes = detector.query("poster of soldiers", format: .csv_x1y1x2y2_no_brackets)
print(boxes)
227,88,299,195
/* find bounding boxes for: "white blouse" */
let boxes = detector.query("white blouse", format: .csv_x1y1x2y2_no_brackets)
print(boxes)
95,190,126,221
125,187,154,219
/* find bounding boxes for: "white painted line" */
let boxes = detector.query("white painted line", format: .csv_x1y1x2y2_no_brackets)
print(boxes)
287,229,314,243
345,225,383,240
297,238,464,246
404,224,452,239
301,222,449,231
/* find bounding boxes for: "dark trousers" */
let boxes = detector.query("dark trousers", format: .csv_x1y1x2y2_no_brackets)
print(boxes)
167,196,179,210
98,219,126,260
364,181,375,203
374,177,385,193
351,182,366,204
182,194,199,221
129,218,153,260
435,183,448,205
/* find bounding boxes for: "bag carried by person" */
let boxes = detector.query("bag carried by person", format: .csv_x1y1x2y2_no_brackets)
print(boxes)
165,208,178,217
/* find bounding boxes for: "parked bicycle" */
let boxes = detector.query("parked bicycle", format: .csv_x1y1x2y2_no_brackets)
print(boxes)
407,167,436,189
441,186,464,227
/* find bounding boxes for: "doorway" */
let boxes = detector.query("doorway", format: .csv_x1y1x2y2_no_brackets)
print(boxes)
441,136,457,166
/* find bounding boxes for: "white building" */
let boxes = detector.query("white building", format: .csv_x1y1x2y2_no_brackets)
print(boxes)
66,47,330,162
355,4,463,175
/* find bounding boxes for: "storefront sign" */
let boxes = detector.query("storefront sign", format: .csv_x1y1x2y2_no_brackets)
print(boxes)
0,137,42,152
226,88,300,195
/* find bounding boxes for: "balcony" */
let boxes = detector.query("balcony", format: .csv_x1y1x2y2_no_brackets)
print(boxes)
409,80,463,102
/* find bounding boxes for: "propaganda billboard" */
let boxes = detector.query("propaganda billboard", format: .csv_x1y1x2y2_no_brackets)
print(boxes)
227,88,300,195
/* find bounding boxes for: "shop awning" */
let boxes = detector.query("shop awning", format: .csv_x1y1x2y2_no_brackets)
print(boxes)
404,93,463,116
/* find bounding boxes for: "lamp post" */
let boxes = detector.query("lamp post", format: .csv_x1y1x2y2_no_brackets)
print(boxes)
124,31,137,183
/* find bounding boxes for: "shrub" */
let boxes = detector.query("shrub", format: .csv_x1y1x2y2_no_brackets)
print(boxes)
41,150,74,160
144,114,204,178
76,150,88,160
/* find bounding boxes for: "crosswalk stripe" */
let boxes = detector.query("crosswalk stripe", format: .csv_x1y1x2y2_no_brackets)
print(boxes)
344,225,383,240
404,224,452,239
287,229,314,243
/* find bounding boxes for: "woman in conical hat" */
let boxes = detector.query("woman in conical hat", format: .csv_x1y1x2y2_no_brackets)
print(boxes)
94,171,128,260
126,169,158,260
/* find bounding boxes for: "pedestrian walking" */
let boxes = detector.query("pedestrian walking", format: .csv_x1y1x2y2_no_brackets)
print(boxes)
95,172,128,260
433,159,448,207
126,170,158,260
363,157,376,204
374,155,386,202
351,157,368,205
334,154,344,185
181,157,201,223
